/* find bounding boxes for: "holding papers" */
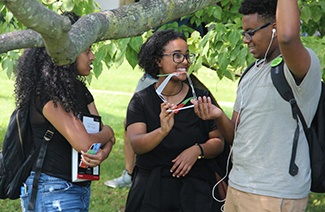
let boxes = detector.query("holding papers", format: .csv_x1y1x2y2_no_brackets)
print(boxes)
72,113,101,182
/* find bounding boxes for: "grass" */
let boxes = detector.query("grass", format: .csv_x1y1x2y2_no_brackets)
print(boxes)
0,62,325,211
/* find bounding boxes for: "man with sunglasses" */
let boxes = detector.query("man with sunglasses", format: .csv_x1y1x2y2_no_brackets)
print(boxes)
192,0,321,211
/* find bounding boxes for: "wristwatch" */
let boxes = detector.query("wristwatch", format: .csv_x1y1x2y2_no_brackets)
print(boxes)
196,143,205,159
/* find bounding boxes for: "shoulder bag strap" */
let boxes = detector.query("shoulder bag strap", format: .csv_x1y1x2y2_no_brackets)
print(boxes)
28,124,55,211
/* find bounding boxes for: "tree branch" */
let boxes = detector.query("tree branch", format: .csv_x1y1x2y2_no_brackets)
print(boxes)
0,0,218,65
0,30,43,51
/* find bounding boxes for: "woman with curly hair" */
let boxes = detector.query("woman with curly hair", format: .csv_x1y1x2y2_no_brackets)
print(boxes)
17,13,115,212
124,29,225,211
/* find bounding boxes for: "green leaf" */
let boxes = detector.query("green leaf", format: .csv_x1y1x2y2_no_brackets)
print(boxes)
311,6,322,22
214,41,223,52
128,36,143,53
189,56,202,73
112,38,130,67
2,57,13,78
103,53,113,70
93,45,108,78
224,69,235,81
230,45,241,61
213,6,222,20
300,6,311,24
228,30,239,48
1,57,8,71
194,9,204,18
201,40,210,57
236,48,249,70
114,51,125,68
104,41,117,59
116,38,130,54
221,0,229,7
125,45,138,69
5,11,13,23
218,52,229,73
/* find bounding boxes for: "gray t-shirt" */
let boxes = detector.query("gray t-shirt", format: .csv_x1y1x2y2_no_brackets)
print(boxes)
231,48,321,199
135,73,157,92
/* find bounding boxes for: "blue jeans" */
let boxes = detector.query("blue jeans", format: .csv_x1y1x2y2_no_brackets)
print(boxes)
20,172,91,212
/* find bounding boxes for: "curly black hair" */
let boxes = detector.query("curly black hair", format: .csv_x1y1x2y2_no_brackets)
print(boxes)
238,0,277,23
14,47,87,113
14,12,86,114
138,30,187,78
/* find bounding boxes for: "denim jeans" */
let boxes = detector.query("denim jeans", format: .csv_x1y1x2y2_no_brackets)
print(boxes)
20,172,91,212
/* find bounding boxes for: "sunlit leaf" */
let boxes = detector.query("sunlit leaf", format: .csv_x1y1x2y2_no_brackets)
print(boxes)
5,11,13,23
62,0,75,12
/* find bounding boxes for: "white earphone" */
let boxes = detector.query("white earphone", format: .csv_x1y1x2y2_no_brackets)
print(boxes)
272,28,276,35
271,28,276,39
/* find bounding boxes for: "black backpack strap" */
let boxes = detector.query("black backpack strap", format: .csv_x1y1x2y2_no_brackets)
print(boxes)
238,62,255,85
270,57,309,177
28,124,55,211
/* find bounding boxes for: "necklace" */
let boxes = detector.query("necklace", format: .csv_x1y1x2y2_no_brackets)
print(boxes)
161,82,183,96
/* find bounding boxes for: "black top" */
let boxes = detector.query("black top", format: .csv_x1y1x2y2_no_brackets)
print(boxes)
126,83,217,178
125,83,223,211
29,80,93,182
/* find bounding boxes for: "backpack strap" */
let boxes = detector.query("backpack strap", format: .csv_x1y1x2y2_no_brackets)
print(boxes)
270,57,309,177
28,124,55,211
238,62,255,85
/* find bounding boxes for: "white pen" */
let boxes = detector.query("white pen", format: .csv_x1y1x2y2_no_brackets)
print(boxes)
167,105,194,113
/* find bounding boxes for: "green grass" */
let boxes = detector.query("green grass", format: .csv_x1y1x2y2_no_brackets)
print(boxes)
0,62,325,211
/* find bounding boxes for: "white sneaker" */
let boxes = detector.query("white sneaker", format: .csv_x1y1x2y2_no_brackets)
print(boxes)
104,169,132,188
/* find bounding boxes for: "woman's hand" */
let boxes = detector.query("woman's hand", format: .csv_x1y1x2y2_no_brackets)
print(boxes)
159,102,175,135
81,141,113,167
170,145,200,178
